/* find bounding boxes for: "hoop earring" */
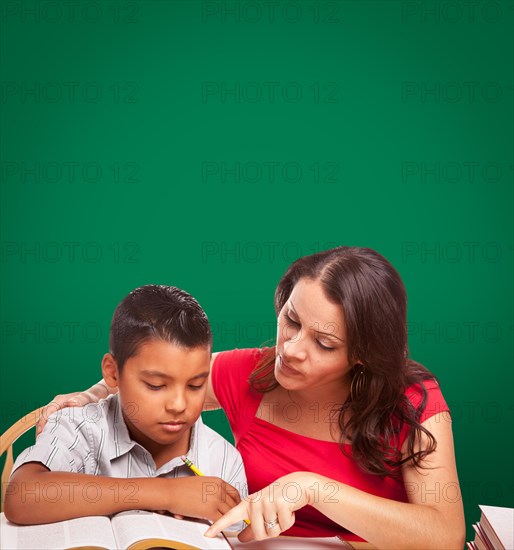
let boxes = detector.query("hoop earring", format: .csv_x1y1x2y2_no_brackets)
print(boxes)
350,365,366,401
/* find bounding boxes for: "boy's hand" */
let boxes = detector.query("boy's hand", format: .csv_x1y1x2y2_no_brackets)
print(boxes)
162,476,241,523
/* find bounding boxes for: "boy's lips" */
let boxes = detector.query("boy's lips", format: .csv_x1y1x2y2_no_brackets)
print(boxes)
159,421,187,433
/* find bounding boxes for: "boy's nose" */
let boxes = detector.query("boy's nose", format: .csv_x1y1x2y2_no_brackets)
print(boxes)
165,391,187,414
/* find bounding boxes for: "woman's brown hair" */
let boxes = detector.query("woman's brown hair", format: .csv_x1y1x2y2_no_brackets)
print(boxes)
249,246,438,477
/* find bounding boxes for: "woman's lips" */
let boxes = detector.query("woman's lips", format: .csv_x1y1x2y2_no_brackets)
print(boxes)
277,354,302,376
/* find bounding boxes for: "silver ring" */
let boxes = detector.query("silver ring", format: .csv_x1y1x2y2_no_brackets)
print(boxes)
264,517,279,530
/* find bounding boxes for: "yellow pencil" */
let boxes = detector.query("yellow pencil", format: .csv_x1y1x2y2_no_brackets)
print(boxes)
180,455,251,525
181,455,203,476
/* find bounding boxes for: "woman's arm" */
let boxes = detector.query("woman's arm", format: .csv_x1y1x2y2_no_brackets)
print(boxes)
5,463,241,525
205,413,465,549
36,353,224,435
205,352,222,410
309,413,465,549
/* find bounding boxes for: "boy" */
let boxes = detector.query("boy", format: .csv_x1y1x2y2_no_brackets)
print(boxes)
5,285,247,525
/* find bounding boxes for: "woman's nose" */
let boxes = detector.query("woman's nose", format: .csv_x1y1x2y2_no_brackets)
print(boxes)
283,330,307,361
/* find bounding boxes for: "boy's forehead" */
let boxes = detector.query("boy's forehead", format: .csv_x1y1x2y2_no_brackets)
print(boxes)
129,340,211,374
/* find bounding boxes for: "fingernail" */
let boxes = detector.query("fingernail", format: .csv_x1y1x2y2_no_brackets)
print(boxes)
204,529,212,537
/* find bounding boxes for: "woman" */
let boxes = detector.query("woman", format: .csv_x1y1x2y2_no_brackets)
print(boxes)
36,247,465,548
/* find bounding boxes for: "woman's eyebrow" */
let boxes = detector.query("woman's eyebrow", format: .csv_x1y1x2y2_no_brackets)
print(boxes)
316,328,345,342
288,301,345,342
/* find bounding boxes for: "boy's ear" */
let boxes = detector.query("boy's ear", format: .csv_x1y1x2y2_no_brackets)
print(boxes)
102,353,119,388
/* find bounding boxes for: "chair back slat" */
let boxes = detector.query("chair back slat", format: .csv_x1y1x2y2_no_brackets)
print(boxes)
1,447,14,511
0,406,45,511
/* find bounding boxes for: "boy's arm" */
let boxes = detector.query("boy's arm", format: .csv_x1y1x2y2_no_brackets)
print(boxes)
22,405,241,525
5,462,241,525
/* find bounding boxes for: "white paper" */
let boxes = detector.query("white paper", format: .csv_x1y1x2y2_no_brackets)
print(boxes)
111,510,231,549
0,513,116,550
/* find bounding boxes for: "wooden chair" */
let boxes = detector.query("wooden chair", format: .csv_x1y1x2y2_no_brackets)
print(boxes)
0,406,44,511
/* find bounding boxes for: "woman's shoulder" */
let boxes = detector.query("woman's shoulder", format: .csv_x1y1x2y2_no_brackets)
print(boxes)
404,375,442,397
404,376,449,422
214,347,270,371
404,376,442,397
216,346,270,359
211,348,271,435
212,347,271,390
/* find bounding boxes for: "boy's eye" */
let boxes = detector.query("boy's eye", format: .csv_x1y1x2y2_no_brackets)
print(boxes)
145,382,164,391
188,384,205,391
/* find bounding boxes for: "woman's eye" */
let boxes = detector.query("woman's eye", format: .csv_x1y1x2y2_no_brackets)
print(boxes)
285,313,300,326
285,312,334,350
145,382,164,391
317,340,335,351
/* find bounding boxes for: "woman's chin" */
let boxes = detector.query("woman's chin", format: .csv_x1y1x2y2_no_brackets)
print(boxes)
275,368,302,391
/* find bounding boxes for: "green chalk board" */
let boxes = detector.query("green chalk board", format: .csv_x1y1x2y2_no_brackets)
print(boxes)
1,0,512,541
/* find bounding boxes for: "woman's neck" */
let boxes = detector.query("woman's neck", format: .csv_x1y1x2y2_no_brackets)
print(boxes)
257,381,351,442
284,377,351,409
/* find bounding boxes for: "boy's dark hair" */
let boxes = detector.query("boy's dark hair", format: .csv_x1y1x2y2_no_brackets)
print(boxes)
110,285,212,370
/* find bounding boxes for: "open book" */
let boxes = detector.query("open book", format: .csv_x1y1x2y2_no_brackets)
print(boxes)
0,510,232,550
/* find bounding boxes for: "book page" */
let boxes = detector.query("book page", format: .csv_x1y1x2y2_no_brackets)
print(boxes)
0,513,117,550
111,510,231,550
479,505,514,549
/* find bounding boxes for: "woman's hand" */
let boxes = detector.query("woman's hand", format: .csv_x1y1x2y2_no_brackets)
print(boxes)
204,472,314,541
36,381,114,436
